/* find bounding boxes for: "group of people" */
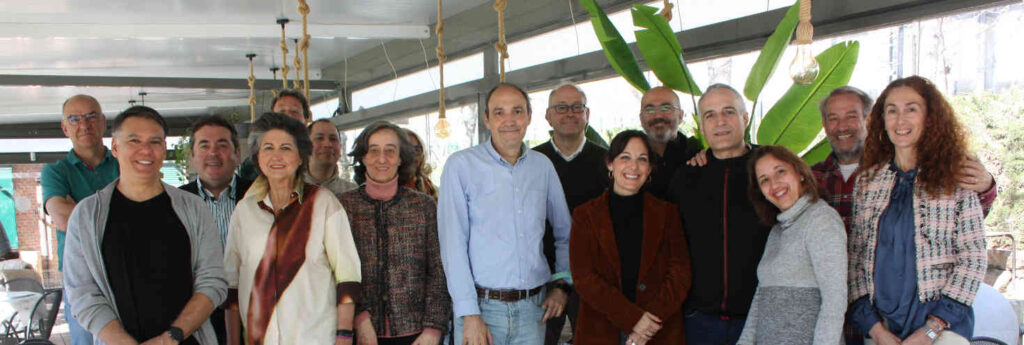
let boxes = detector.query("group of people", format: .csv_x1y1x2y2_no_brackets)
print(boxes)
41,74,993,345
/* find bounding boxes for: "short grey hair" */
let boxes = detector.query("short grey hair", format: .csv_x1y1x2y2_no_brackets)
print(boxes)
819,86,873,121
547,83,587,104
698,83,747,114
248,112,312,178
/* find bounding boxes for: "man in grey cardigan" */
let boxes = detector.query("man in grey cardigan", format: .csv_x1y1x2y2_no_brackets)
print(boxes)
63,106,227,345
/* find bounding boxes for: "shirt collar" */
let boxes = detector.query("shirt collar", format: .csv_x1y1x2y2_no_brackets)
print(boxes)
67,147,114,168
484,138,528,166
197,175,237,201
303,167,340,185
249,175,307,205
551,138,587,162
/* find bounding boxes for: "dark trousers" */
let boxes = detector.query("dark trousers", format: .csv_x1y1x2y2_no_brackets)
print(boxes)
544,291,580,345
683,310,746,345
210,307,226,345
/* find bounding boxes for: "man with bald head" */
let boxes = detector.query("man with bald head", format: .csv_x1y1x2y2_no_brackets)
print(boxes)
638,86,700,200
532,83,607,345
668,84,768,344
42,94,120,345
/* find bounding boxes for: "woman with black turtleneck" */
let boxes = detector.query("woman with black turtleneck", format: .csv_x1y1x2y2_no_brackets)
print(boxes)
571,130,692,345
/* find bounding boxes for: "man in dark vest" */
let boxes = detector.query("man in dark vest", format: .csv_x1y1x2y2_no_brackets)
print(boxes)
532,83,608,345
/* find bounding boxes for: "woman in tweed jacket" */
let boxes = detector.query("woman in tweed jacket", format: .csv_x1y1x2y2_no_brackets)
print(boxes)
340,121,451,345
848,76,987,345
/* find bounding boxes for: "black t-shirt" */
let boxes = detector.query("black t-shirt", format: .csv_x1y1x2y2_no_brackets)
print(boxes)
103,189,198,345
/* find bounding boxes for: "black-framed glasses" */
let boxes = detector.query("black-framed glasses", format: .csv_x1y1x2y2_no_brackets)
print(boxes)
549,103,587,114
642,105,680,115
65,112,100,126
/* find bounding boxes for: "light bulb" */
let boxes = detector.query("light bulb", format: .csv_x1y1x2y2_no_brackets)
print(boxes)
789,43,819,85
434,117,451,139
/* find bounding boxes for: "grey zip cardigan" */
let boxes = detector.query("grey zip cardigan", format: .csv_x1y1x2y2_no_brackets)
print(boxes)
63,180,228,345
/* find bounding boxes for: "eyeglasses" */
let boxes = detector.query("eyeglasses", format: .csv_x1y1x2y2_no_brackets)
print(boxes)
65,112,101,126
642,105,680,115
548,104,587,114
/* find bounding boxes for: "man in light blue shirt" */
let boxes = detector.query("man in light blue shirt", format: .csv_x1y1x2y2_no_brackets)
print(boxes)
439,83,573,345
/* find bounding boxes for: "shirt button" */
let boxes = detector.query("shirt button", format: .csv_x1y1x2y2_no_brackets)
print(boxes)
637,283,646,291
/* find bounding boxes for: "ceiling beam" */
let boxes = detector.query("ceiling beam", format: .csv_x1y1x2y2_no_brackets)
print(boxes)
329,0,1013,130
0,23,429,40
0,75,339,90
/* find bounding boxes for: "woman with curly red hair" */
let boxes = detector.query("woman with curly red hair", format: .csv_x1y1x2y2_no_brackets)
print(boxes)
848,76,987,345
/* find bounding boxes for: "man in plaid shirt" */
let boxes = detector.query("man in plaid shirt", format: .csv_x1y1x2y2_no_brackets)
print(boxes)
811,86,998,344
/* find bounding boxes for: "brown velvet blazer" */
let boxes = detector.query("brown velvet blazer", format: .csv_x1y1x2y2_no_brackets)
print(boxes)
570,191,691,344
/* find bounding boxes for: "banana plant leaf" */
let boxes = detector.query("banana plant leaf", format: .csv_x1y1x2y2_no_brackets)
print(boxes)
743,0,800,102
631,4,701,96
581,0,650,92
801,136,832,165
756,41,860,153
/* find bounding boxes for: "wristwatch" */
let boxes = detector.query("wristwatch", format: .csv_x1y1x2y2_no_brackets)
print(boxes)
167,326,185,342
924,316,946,341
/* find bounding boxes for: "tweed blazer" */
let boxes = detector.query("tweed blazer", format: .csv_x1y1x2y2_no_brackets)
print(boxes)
848,163,987,306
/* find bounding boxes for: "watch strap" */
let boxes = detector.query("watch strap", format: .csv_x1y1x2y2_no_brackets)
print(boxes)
167,326,185,342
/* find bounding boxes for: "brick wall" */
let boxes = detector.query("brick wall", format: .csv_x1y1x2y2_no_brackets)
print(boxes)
11,163,60,286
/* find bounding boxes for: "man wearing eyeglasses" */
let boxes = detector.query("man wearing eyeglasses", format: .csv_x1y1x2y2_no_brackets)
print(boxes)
639,86,700,200
532,84,608,345
41,94,120,345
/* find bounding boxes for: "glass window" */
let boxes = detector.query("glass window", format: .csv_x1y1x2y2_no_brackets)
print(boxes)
506,0,791,72
352,53,485,110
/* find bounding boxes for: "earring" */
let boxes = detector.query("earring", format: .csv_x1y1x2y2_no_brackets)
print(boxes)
608,171,613,180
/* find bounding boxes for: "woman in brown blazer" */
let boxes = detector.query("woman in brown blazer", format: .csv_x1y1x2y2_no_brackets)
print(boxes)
571,130,692,345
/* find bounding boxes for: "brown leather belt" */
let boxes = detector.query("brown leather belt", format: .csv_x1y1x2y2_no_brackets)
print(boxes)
476,285,544,302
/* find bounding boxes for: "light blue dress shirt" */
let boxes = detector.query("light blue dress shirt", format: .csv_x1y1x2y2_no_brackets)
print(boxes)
438,140,572,318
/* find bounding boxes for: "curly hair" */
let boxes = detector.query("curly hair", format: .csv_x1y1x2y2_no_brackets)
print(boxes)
348,121,417,185
861,75,967,196
746,145,821,226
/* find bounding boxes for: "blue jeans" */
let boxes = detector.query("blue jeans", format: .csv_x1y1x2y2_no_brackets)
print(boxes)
63,293,94,345
683,310,746,345
454,290,546,345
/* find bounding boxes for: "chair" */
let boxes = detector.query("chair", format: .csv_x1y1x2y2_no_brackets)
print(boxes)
22,289,60,340
0,279,42,294
16,340,53,345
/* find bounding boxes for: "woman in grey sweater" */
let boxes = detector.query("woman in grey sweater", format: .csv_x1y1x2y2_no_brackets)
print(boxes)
738,145,847,345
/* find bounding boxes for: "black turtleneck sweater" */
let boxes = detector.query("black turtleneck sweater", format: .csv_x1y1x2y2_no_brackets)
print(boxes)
668,146,771,317
609,191,644,302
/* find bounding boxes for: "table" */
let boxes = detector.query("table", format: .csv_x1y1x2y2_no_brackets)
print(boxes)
0,290,43,336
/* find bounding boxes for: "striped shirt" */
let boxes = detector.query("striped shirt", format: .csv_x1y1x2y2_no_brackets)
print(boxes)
196,176,238,248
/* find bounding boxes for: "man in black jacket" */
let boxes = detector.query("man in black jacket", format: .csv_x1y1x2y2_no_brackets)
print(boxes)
669,84,769,345
179,115,252,345
532,84,608,345
639,86,699,200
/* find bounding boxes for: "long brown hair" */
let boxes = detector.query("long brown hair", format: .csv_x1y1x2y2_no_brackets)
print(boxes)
747,145,820,226
861,76,966,196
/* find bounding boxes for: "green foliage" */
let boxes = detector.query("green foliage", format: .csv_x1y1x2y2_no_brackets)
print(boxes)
580,0,651,92
949,86,1024,242
756,41,859,153
744,0,800,103
801,138,832,165
631,4,702,96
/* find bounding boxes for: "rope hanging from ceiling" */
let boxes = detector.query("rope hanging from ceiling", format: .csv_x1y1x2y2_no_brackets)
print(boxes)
277,18,291,90
434,0,451,138
293,38,302,90
246,53,257,122
661,0,674,21
795,0,813,44
493,0,509,83
298,0,312,100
